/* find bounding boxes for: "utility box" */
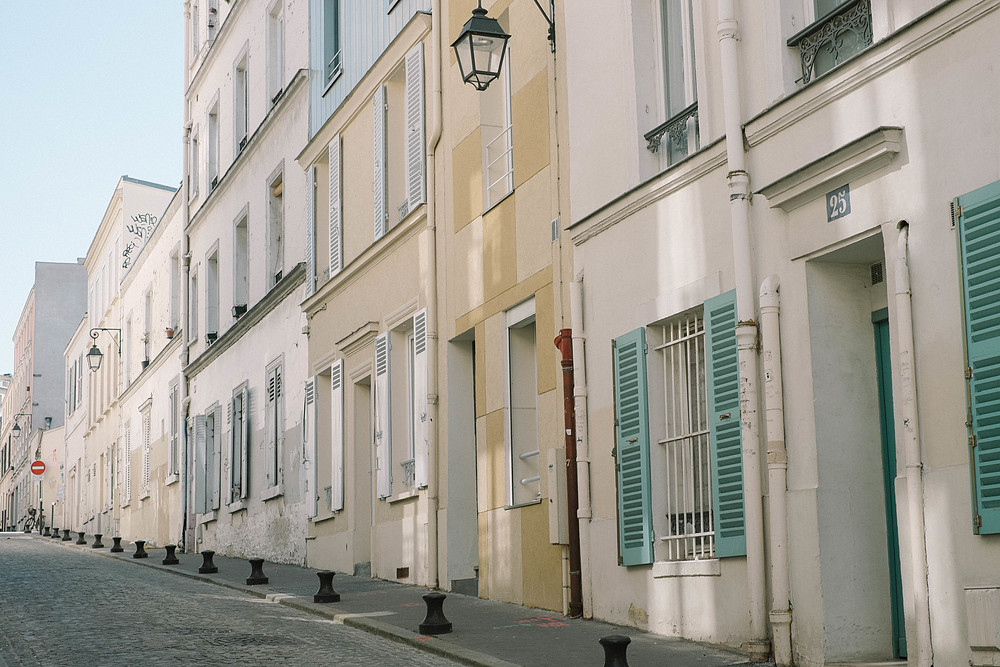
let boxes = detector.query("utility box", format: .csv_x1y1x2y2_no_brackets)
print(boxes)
966,586,1000,666
547,448,568,545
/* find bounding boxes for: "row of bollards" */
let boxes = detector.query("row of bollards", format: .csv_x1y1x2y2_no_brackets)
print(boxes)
50,532,631,664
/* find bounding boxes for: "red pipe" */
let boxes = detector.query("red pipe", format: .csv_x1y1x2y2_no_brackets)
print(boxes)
554,328,583,618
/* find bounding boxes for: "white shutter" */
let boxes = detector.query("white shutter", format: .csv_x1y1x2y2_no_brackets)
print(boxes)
373,84,387,241
374,332,391,499
266,369,277,487
194,415,206,512
305,166,317,297
240,387,249,499
304,376,318,518
211,405,222,510
412,309,429,488
329,135,343,276
142,410,151,491
124,426,132,504
405,43,426,211
330,359,345,511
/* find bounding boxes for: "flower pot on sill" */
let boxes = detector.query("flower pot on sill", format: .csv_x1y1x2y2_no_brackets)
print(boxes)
165,328,175,339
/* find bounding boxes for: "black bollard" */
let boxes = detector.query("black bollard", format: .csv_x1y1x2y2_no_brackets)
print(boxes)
62,529,73,542
599,635,631,667
313,571,341,603
76,532,86,545
133,540,148,559
162,544,179,565
51,528,60,539
246,558,268,585
418,592,452,635
110,537,124,553
91,534,104,549
43,527,50,536
198,550,218,574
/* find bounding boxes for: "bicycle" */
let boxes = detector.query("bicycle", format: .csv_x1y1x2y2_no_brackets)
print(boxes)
19,508,40,533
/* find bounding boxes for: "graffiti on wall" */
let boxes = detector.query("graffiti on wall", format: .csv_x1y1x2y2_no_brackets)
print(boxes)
121,213,159,271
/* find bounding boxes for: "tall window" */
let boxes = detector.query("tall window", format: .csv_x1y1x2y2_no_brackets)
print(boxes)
208,104,220,189
323,0,342,84
192,1,200,56
234,213,249,313
481,39,513,209
230,384,249,502
170,251,181,329
654,309,712,560
268,172,284,286
143,290,152,363
506,300,539,507
141,402,152,495
206,0,219,41
168,383,180,477
789,0,873,84
190,269,199,339
206,250,219,340
655,0,698,165
235,54,249,154
189,130,200,198
267,1,285,104
265,361,284,490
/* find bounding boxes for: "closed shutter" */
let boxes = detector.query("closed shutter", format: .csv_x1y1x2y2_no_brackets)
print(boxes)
329,135,343,276
239,387,249,499
958,179,1000,534
305,376,318,518
266,369,278,487
374,332,392,498
142,410,151,492
413,309,429,488
373,85,387,241
212,405,222,510
194,415,207,513
705,289,746,557
405,43,426,211
124,426,132,504
305,166,317,297
330,359,345,511
613,327,653,566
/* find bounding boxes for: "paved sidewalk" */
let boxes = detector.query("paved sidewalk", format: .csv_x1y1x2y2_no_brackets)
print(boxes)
35,532,753,666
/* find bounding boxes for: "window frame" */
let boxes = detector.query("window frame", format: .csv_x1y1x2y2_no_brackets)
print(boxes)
323,0,343,88
504,298,540,508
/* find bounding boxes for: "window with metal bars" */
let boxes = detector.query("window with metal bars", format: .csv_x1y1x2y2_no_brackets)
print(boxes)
654,308,714,560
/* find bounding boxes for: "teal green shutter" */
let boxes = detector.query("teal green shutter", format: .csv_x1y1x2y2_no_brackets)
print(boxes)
958,179,1000,534
613,328,653,566
705,290,746,557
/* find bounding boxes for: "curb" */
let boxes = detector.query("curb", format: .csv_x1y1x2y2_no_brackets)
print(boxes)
37,535,517,667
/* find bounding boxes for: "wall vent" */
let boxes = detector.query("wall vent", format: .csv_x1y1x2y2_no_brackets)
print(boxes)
870,261,884,285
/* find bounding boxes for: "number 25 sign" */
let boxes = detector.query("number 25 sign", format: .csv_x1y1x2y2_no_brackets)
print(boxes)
826,184,851,222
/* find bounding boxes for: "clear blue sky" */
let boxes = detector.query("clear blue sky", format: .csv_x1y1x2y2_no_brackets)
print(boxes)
0,3,183,374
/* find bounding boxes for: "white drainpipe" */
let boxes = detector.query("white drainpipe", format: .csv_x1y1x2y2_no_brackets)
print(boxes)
180,1,193,554
894,221,933,665
570,271,593,617
717,1,769,659
760,276,792,667
424,0,443,588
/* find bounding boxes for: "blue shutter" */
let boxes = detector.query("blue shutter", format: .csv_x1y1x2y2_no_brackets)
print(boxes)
613,327,653,566
958,179,1000,534
705,290,746,557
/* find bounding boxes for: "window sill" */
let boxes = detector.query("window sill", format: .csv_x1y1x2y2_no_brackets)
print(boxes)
227,500,247,513
652,559,721,578
262,484,284,502
139,491,151,501
197,511,218,525
505,499,542,511
483,189,514,217
322,67,344,98
387,489,419,504
165,473,179,486
312,512,339,524
121,501,131,509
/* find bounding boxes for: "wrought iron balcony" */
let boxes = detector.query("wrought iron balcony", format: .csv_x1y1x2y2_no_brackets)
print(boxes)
788,0,873,85
644,102,700,164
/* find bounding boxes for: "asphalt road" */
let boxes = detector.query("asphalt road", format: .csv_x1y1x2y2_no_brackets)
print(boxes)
0,533,458,666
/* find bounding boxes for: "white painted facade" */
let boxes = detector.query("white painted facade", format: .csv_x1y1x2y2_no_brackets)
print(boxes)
563,0,1000,665
183,0,311,564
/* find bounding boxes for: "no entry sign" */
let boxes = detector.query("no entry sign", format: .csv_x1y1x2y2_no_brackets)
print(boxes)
30,460,45,476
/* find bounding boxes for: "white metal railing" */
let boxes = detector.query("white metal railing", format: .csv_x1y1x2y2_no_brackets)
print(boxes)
327,50,343,83
485,126,513,208
655,311,714,560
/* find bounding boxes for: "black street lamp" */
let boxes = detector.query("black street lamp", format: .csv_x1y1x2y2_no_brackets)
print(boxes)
88,328,121,372
11,413,30,439
451,1,511,91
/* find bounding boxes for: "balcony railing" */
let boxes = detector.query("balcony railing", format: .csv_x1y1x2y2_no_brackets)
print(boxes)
788,0,873,85
644,102,700,165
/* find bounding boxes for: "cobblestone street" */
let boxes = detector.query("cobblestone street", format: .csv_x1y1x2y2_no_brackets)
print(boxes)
0,535,457,666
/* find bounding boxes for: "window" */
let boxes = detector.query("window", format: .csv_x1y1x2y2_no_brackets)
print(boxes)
506,300,539,507
265,360,284,490
141,401,152,495
143,290,152,363
613,290,745,566
189,130,200,198
788,0,873,84
195,405,223,514
956,179,1000,534
122,422,132,505
481,40,512,209
267,171,284,286
170,251,181,330
208,103,220,189
190,269,199,339
124,315,133,387
235,53,249,154
234,212,249,314
206,0,219,41
230,384,249,502
206,250,219,341
328,136,342,278
644,0,699,163
168,382,180,477
323,0,342,84
329,359,345,511
192,1,200,56
267,1,285,104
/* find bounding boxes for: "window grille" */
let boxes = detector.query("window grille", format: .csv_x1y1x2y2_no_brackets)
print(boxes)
655,310,714,560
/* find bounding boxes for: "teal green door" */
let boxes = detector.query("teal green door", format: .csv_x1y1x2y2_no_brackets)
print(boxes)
873,309,906,658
